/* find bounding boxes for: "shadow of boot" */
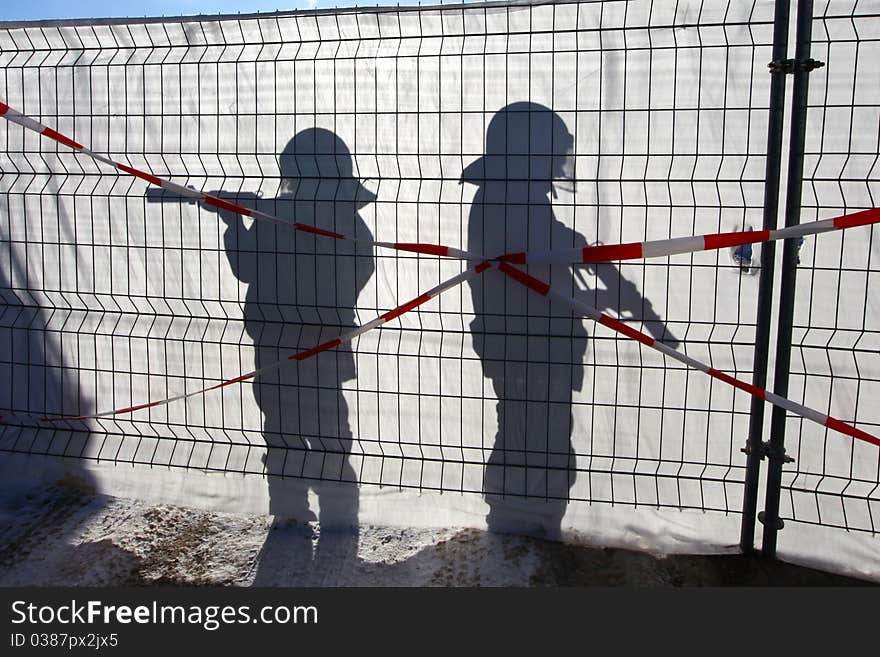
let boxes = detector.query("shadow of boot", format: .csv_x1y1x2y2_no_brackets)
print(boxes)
249,519,316,586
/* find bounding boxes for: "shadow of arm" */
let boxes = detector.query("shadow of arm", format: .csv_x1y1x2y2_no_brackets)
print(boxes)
576,261,681,350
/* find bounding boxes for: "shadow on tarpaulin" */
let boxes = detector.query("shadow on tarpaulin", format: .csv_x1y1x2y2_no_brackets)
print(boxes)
463,101,681,540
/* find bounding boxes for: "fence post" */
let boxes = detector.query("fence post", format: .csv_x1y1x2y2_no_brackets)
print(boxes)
739,0,792,554
760,0,822,558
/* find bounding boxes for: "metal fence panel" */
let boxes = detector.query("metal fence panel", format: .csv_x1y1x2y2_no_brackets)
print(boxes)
777,0,880,535
0,0,803,550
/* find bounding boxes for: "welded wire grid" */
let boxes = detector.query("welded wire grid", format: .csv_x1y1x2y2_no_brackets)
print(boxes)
0,0,778,516
780,0,880,533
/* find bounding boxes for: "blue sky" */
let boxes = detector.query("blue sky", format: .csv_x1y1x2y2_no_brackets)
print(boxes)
0,0,436,21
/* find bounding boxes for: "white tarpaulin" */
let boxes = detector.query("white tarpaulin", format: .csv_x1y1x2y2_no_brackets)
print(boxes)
0,0,878,579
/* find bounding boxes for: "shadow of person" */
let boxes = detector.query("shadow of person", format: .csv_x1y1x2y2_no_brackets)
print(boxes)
211,128,375,582
0,232,103,583
462,102,679,540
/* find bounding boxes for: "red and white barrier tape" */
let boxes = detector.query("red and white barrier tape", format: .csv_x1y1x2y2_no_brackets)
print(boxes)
2,253,875,448
494,261,880,449
3,101,877,266
1,101,876,447
500,208,880,265
0,262,490,425
0,102,481,262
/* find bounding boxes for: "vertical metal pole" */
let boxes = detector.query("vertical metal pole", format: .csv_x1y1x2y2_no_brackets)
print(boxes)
761,0,818,558
739,0,792,554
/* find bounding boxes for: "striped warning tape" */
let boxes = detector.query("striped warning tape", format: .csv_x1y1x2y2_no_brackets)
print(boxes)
1,101,877,447
2,256,875,449
0,102,482,261
2,102,877,267
495,261,880,448
500,208,880,265
0,262,491,425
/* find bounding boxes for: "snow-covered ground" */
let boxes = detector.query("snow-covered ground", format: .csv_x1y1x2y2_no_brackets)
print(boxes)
0,481,870,587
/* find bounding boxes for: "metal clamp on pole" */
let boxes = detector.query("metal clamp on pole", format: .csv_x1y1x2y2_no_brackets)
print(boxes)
766,442,795,464
758,511,785,530
768,58,825,74
741,441,767,458
756,440,796,532
749,439,795,531
741,440,795,464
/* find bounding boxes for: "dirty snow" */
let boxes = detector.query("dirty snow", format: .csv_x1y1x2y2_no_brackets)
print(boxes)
0,482,871,586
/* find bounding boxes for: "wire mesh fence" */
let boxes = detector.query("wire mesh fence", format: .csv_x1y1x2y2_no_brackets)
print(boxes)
0,0,874,544
777,0,880,534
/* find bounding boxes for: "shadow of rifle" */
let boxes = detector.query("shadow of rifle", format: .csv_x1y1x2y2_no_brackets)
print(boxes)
574,262,681,349
145,187,262,208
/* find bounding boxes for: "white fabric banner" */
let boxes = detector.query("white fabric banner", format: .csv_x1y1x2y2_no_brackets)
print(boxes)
0,0,877,579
